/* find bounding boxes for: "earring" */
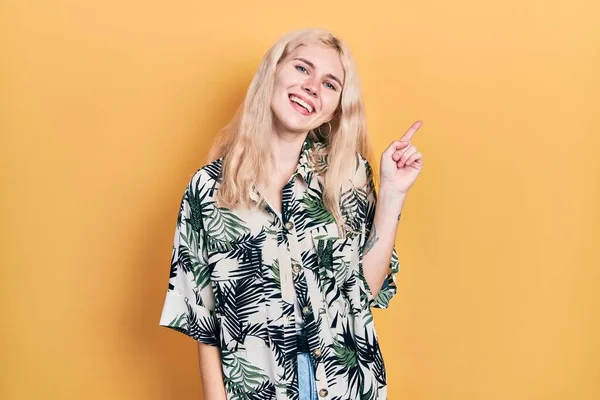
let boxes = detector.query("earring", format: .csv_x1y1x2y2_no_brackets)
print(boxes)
317,121,332,138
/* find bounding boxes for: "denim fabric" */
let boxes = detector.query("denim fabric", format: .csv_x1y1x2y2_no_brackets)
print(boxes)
297,352,318,400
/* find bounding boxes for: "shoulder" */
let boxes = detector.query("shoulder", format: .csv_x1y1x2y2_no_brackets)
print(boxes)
186,157,224,188
180,158,224,202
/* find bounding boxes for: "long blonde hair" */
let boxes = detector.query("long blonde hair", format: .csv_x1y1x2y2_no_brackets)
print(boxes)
207,28,373,230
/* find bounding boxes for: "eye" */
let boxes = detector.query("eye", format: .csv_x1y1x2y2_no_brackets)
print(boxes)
295,65,308,74
324,82,337,91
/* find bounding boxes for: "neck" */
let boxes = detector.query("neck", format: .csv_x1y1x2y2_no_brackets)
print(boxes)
268,129,307,179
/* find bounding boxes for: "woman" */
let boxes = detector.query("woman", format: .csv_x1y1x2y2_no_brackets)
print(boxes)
159,28,423,400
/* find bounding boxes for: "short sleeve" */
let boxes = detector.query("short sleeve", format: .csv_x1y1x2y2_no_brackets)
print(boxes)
357,158,400,309
158,172,220,346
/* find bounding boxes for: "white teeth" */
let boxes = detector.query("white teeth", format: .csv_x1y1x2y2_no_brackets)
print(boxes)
290,95,313,113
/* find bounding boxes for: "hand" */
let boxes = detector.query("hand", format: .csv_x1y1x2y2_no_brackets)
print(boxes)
380,120,424,195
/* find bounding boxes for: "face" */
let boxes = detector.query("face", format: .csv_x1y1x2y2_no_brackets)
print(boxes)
271,44,345,136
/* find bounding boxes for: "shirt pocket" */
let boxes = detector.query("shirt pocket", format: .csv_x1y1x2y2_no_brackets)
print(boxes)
309,222,356,322
310,221,355,281
208,242,268,351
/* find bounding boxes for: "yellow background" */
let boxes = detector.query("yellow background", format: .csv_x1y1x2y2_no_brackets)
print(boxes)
2,0,599,399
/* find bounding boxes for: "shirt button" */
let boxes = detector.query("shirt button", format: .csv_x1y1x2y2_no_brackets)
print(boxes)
314,348,322,357
284,221,294,230
319,389,328,397
292,264,301,274
302,306,311,316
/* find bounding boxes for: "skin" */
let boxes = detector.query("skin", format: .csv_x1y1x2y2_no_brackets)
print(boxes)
198,43,424,398
264,44,345,214
197,344,227,399
362,121,423,298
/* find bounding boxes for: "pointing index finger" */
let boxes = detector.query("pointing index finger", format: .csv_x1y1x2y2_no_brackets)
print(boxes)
400,120,423,141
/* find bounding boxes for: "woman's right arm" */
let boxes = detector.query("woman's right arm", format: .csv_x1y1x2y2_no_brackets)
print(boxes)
198,342,227,399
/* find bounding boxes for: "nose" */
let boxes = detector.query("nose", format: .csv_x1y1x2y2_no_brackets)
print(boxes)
302,79,318,97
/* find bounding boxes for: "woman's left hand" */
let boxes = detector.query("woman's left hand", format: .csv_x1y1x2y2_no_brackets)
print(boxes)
380,120,424,195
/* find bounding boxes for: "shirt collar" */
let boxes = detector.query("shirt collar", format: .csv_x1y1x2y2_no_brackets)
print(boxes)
250,135,326,216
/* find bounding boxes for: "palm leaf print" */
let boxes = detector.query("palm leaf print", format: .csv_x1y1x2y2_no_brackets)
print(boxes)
334,340,358,369
166,300,219,346
372,251,399,308
374,282,394,306
311,145,329,173
210,229,266,281
159,145,399,399
185,188,204,234
276,227,288,247
364,181,378,235
281,304,299,370
178,229,212,289
222,351,270,395
340,274,364,319
281,182,294,221
184,300,220,346
263,259,281,299
167,313,187,332
203,159,223,182
301,192,334,228
218,277,264,349
340,186,367,235
244,322,269,345
330,320,364,399
300,249,319,274
287,366,300,400
267,324,286,367
246,381,277,399
356,328,386,388
204,205,250,252
314,238,349,308
227,230,266,275
286,195,303,224
359,384,377,400
176,230,196,275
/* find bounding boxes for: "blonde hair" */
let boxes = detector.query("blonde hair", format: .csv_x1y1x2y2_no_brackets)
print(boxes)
207,28,373,231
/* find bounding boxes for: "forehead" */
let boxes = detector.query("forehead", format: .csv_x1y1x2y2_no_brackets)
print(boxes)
287,44,345,83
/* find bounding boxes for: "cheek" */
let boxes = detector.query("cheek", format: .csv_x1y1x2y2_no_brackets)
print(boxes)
321,92,341,115
276,67,299,88
271,79,291,107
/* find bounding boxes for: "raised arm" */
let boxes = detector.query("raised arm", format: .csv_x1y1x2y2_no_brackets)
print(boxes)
362,120,423,299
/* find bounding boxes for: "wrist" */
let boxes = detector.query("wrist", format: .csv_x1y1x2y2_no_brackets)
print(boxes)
378,182,408,203
375,184,406,226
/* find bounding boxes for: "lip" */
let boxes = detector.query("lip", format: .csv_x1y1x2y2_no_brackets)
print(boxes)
289,93,317,114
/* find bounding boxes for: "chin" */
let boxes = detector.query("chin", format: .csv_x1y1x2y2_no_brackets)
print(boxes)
274,112,315,134
285,121,313,133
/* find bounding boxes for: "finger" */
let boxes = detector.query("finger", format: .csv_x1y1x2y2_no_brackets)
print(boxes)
394,146,414,162
385,140,411,158
405,152,423,167
397,148,417,168
392,144,412,161
400,120,423,142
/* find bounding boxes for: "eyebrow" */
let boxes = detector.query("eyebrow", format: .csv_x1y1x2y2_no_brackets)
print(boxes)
293,57,343,88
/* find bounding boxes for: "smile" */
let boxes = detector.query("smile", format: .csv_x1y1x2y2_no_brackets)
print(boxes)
289,94,315,115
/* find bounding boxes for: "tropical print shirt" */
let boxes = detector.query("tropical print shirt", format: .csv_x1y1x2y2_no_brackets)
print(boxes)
159,137,400,400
